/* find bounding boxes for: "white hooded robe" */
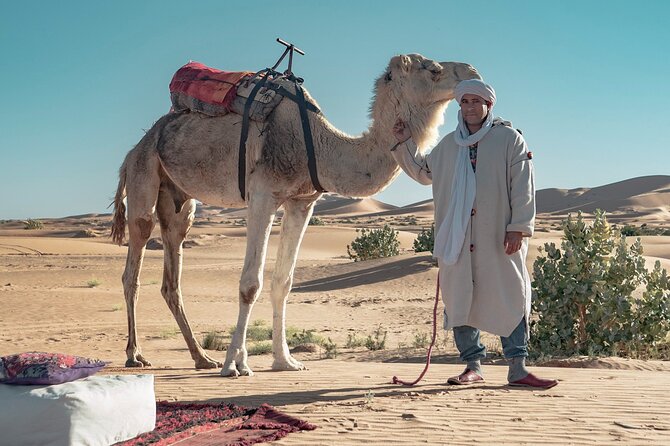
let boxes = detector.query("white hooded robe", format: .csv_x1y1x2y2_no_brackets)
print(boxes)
392,124,535,337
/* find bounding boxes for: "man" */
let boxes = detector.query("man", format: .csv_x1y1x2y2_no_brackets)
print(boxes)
391,79,557,389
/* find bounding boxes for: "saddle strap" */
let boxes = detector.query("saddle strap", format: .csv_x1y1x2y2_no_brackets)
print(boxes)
274,86,320,114
238,71,272,200
294,81,327,193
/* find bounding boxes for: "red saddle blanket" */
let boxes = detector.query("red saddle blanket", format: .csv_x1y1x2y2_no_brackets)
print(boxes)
169,62,253,114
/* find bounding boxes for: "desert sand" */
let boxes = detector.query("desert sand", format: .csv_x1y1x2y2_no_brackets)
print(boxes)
1,180,670,445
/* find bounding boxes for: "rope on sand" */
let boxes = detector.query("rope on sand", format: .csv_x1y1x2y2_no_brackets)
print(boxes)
392,276,440,386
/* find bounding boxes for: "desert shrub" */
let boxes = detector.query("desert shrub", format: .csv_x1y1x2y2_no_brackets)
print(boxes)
308,216,325,226
619,224,669,236
322,338,338,358
412,331,430,349
202,331,228,351
159,327,180,339
345,333,366,348
365,325,387,351
347,225,400,262
228,319,272,341
86,278,101,288
413,223,435,254
248,342,272,355
24,219,43,230
531,211,670,359
619,224,641,236
287,328,325,347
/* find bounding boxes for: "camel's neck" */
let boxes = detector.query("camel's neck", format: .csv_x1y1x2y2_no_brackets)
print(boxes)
315,117,401,198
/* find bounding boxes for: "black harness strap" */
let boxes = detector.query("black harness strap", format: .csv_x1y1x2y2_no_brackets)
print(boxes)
238,70,271,200
294,81,326,193
274,85,320,113
237,71,327,200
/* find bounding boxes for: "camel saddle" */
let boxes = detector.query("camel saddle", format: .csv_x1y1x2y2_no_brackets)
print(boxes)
169,62,318,121
169,60,324,199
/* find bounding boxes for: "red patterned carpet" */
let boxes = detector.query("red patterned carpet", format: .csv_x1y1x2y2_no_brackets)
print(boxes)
116,401,316,446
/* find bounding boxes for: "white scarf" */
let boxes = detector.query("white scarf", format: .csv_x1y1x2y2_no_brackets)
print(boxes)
433,111,494,265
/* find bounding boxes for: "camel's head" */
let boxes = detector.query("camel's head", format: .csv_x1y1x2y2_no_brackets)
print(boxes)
372,54,481,149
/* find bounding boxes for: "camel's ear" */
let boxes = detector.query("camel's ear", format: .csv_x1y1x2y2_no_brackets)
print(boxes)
389,55,412,75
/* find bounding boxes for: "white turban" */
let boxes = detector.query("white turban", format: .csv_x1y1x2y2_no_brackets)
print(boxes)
455,79,496,108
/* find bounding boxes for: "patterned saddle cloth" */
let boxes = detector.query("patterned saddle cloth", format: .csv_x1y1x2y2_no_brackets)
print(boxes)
169,61,288,121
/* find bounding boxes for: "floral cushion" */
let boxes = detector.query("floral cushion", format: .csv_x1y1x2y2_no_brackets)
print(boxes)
0,352,107,385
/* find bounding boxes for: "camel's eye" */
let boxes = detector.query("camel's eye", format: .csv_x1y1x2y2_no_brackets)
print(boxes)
422,60,442,75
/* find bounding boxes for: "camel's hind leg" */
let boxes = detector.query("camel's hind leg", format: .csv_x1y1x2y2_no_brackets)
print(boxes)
156,183,222,369
221,189,279,377
122,152,161,367
270,196,317,371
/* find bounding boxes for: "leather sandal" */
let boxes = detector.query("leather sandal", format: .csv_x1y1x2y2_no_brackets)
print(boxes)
509,372,558,389
447,369,484,385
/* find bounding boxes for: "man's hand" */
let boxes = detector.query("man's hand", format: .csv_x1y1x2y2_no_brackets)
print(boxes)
504,231,523,255
393,118,412,143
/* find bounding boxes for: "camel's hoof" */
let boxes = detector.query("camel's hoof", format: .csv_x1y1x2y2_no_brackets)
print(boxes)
125,358,151,368
220,361,254,377
272,359,307,371
195,358,223,370
220,363,240,377
237,366,254,376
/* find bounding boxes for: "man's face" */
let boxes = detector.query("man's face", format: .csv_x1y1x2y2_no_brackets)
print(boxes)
459,94,489,127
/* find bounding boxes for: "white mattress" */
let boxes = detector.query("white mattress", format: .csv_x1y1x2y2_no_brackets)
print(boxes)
0,374,156,446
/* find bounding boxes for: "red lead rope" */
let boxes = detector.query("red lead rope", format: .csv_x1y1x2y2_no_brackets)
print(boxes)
392,276,440,386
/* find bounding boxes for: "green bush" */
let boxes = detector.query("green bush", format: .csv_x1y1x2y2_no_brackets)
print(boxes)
308,216,325,226
345,333,366,348
531,211,670,359
322,338,338,358
87,279,101,288
412,331,430,349
619,224,670,236
413,224,435,254
228,320,272,341
248,341,273,355
287,329,325,347
347,225,400,262
24,219,43,230
365,325,387,351
202,331,227,351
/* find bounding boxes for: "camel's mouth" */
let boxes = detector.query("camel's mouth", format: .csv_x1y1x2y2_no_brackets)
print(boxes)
430,98,452,106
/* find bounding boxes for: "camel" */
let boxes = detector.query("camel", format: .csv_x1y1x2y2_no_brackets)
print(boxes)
111,53,480,376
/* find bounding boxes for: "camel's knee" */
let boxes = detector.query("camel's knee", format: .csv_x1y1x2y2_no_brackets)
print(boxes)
239,283,260,305
135,216,155,240
271,278,292,300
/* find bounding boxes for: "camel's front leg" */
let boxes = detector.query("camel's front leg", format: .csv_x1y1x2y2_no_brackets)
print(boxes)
221,191,278,377
270,197,317,371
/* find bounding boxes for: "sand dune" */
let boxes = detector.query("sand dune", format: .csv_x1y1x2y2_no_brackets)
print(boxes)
536,175,670,221
196,194,398,219
190,176,670,225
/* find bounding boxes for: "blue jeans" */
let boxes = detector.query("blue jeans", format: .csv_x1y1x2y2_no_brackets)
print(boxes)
453,318,528,362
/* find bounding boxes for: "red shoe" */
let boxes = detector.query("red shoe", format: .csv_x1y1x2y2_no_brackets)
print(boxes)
447,369,484,385
509,372,558,389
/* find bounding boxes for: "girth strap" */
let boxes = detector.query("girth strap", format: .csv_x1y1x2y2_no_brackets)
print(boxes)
237,73,326,200
238,71,271,200
294,81,326,194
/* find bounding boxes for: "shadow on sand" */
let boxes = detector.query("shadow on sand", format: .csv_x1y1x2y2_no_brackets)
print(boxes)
293,254,435,292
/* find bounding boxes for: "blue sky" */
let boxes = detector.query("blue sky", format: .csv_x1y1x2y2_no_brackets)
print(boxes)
1,0,668,219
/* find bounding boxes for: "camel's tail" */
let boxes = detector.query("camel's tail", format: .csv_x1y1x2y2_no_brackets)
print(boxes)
111,160,128,246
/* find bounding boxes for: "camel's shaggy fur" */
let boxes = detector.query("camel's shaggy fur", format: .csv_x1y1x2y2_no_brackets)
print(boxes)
111,54,479,375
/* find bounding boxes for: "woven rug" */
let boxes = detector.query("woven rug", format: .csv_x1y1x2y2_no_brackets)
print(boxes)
116,401,316,446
